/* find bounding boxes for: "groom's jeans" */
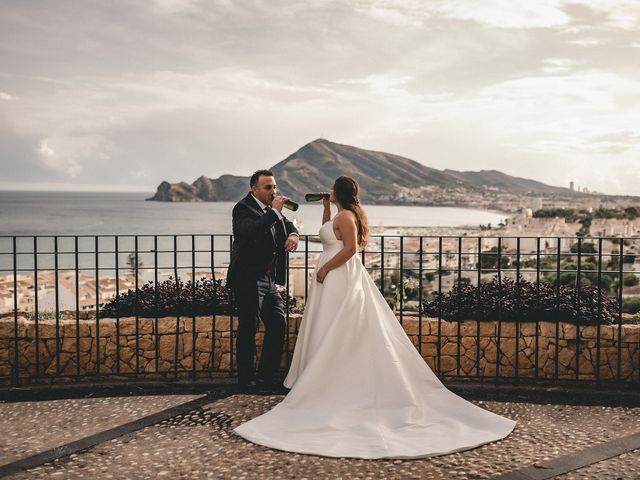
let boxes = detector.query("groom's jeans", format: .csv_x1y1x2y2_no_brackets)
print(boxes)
233,273,286,386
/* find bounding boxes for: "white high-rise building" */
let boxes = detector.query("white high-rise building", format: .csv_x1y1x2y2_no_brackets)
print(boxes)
532,198,543,211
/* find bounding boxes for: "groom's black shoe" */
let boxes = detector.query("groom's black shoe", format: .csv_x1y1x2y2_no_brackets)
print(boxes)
255,378,276,395
255,379,289,395
238,380,258,394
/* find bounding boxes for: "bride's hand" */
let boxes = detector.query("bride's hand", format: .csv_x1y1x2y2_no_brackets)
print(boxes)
316,266,329,283
322,192,331,209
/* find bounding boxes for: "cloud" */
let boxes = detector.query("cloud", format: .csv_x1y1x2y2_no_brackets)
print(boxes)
350,0,571,29
0,91,14,100
1,0,639,195
587,130,640,154
37,140,55,159
567,38,603,46
541,58,584,74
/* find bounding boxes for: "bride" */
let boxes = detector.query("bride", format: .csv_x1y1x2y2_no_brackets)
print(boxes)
233,176,517,459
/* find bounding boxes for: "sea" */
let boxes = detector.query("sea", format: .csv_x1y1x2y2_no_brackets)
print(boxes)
0,191,507,274
0,191,506,236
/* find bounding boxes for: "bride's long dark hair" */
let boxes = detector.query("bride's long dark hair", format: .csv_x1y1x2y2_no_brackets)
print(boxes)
333,176,369,248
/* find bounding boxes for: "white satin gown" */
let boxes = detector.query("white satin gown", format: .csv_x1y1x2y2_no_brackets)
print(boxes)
233,219,517,459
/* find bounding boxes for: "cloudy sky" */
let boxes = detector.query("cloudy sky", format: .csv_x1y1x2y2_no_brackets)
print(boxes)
1,0,639,194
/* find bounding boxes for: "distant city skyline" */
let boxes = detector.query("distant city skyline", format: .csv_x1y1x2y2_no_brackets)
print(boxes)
1,1,639,195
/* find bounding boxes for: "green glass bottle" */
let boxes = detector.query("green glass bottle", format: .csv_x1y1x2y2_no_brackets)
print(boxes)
284,199,299,211
305,193,330,202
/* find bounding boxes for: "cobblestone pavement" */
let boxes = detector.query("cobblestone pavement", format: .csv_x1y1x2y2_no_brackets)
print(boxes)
4,394,640,479
0,395,201,464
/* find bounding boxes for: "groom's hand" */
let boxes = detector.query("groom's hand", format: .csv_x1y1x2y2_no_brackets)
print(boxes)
271,195,288,212
284,235,299,253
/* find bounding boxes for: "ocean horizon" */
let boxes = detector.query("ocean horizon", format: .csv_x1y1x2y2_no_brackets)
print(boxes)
0,190,508,237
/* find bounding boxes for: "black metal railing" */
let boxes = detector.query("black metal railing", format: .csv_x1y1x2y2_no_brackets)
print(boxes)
0,234,639,387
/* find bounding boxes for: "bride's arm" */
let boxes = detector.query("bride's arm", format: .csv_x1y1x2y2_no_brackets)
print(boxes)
316,212,358,283
321,193,331,224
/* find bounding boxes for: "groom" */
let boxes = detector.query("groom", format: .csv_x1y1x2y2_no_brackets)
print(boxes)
226,169,299,394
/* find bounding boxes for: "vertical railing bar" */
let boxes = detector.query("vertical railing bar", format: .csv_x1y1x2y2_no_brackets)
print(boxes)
399,236,404,326
476,237,482,379
191,235,197,379
535,237,541,380
12,237,19,386
576,237,582,380
210,234,217,372
134,235,140,379
115,236,121,375
286,251,291,370
54,236,60,375
302,235,308,335
515,237,520,383
418,236,423,355
380,237,385,295
229,235,235,377
456,236,462,377
33,236,40,379
95,236,100,375
74,236,80,380
596,237,603,384
554,237,561,381
437,237,442,376
173,235,180,379
617,238,623,381
154,235,159,373
496,237,503,380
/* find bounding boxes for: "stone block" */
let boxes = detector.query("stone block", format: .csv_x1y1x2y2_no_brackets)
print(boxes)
519,323,537,336
459,356,476,374
403,318,419,335
439,355,457,373
195,336,212,353
477,321,495,336
539,321,559,339
621,325,640,344
500,322,517,338
458,320,477,337
159,335,178,362
558,347,576,369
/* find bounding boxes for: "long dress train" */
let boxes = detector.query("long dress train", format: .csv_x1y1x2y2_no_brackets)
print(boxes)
233,219,517,459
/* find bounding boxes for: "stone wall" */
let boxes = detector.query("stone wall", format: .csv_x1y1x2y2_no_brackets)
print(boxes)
1,315,638,385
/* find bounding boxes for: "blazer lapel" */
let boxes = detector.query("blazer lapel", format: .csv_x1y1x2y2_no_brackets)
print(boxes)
244,193,277,245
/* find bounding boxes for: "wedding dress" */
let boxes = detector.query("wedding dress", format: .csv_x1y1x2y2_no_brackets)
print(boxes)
233,218,517,459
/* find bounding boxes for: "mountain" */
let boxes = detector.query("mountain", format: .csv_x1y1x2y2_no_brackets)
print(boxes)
147,138,572,203
443,169,566,194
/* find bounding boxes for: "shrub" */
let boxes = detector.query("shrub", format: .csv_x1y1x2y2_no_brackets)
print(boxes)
99,277,300,318
622,296,640,315
420,276,619,325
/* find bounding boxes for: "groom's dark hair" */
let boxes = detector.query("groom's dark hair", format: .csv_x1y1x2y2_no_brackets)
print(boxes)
250,169,274,187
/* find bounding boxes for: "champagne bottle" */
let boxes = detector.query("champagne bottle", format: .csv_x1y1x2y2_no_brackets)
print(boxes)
305,192,330,202
284,199,299,211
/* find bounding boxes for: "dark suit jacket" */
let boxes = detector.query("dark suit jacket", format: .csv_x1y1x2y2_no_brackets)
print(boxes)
226,192,299,289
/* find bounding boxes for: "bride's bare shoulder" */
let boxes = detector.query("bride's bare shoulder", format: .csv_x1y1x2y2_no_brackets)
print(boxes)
335,210,357,224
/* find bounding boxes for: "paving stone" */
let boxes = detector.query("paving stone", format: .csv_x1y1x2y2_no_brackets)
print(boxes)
553,447,640,480
6,395,640,479
0,394,200,464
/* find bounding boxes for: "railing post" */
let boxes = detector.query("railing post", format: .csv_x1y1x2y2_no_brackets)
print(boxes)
95,236,100,375
617,238,624,381
33,236,40,379
12,236,19,387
